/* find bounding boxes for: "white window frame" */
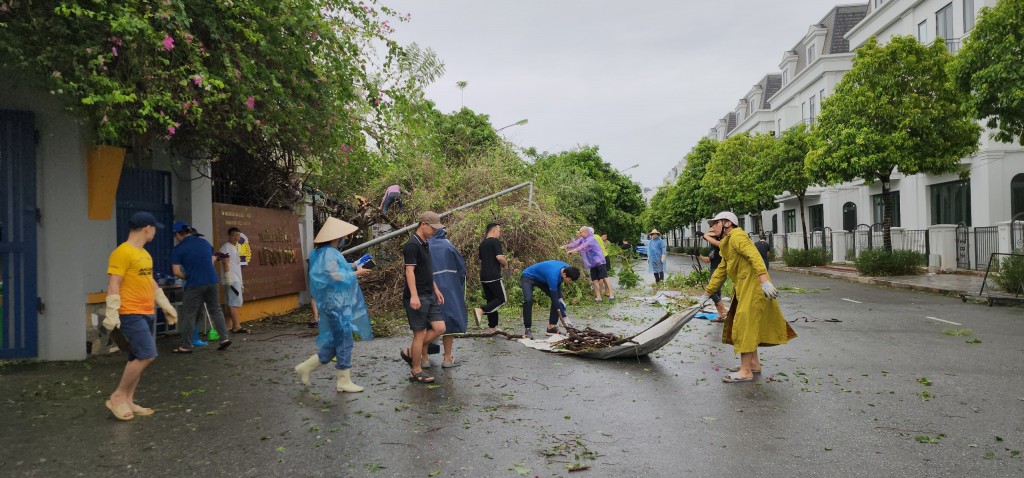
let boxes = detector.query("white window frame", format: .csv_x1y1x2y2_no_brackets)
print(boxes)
807,44,816,64
918,20,928,42
963,0,975,32
782,69,789,85
809,95,817,121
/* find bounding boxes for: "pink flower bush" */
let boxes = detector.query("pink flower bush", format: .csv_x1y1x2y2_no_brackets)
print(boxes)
245,96,255,109
192,75,203,86
162,35,175,51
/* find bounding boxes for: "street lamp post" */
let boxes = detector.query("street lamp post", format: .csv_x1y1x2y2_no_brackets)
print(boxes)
496,119,528,132
618,163,640,174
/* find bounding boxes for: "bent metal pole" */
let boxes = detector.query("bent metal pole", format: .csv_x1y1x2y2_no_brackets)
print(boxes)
339,181,534,256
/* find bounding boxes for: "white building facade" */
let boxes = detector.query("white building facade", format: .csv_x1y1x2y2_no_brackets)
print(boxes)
668,0,1024,270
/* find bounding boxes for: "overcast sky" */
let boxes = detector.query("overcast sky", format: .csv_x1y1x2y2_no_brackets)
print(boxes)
384,0,844,190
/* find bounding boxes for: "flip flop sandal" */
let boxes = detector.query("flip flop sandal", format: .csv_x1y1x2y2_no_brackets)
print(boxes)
726,367,762,374
400,348,413,366
130,404,155,416
105,400,134,421
217,339,232,351
172,347,193,354
721,372,754,383
408,371,435,384
231,328,251,334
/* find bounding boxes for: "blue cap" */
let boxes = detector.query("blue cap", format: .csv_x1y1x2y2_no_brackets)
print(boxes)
129,211,164,229
172,221,191,233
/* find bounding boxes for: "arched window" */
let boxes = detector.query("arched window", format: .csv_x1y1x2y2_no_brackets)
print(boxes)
843,202,857,231
1012,174,1024,217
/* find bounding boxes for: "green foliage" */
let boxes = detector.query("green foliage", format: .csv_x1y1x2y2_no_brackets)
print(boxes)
853,249,926,276
0,0,404,161
808,36,980,251
949,0,1024,145
702,132,777,215
991,251,1024,294
531,146,645,243
431,107,502,166
762,123,814,247
646,137,718,234
616,257,641,289
782,248,831,267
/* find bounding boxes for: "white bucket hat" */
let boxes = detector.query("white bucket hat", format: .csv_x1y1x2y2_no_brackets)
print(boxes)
314,217,359,244
709,211,739,227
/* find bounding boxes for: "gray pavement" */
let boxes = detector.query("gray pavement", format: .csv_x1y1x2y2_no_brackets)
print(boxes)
1,255,1022,477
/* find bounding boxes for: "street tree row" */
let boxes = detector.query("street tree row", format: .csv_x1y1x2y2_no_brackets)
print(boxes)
648,0,1023,252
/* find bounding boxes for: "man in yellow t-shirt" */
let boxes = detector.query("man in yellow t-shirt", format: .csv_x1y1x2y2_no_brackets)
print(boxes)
102,212,178,421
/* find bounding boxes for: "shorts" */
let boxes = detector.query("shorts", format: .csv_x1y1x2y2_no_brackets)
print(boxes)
589,263,609,281
120,314,157,361
225,282,243,307
404,294,443,331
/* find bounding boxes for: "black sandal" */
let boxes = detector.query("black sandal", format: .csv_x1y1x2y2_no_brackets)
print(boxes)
217,340,232,351
230,328,251,334
400,348,413,366
408,371,434,383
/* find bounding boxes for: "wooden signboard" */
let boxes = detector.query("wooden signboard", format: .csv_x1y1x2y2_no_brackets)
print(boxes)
212,203,305,300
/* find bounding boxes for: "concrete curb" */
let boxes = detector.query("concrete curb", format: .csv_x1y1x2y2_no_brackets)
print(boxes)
772,265,966,298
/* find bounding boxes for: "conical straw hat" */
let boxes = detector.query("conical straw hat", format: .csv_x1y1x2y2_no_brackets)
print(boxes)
314,217,358,244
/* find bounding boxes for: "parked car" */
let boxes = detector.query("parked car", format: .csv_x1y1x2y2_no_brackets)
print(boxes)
635,244,648,257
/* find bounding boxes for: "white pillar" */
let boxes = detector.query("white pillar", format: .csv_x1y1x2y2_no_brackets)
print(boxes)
832,232,848,263
889,227,905,250
928,224,958,271
297,202,314,305
995,221,1011,254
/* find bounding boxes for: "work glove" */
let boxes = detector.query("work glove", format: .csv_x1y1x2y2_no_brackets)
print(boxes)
103,295,121,330
761,281,779,300
155,288,178,325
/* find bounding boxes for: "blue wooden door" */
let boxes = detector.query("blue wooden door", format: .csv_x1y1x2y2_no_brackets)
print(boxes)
116,168,174,278
0,111,39,358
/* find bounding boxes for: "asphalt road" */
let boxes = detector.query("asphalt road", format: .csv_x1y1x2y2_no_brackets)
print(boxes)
1,255,1022,477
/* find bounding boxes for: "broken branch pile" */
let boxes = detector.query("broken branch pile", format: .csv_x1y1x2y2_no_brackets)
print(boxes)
554,326,637,352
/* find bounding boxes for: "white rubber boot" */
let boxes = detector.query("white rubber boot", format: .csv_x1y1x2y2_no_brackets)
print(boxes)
294,354,321,386
336,369,364,393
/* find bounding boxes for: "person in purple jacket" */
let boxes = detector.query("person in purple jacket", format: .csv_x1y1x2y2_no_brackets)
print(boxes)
564,226,612,302
519,260,580,339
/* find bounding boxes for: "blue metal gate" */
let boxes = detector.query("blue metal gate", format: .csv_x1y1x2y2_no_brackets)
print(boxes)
116,168,174,277
0,111,39,358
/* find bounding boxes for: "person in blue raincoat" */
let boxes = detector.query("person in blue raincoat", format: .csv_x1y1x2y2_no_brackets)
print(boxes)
294,218,373,393
647,229,667,283
429,228,467,368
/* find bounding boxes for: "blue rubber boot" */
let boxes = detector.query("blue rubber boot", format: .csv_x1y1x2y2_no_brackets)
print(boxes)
192,327,208,347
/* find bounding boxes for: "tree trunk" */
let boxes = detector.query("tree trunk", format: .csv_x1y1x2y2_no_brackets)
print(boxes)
881,174,893,253
798,193,809,250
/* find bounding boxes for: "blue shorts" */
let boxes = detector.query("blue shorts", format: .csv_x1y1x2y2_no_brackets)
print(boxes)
120,314,157,360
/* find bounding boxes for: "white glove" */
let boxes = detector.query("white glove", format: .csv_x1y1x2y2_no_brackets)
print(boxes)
155,287,177,325
103,295,121,330
761,281,779,299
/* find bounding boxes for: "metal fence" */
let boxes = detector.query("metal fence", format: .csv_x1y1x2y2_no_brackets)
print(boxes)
1012,213,1024,252
973,226,999,271
901,229,929,257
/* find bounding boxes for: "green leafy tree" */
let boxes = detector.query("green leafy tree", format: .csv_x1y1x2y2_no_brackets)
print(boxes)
949,0,1024,145
702,132,777,221
532,146,645,242
0,0,404,163
430,107,502,167
808,36,980,251
762,123,814,248
675,137,718,232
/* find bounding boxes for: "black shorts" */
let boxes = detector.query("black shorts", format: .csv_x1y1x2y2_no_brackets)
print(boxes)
589,263,609,281
404,294,443,331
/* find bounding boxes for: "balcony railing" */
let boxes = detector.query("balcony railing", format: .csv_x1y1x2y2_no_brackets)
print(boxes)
937,38,961,55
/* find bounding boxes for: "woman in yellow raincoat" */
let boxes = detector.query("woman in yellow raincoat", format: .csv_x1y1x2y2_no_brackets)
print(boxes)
700,211,796,383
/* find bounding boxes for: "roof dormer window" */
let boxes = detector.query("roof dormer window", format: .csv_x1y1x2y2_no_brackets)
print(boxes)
782,69,789,85
807,44,816,64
